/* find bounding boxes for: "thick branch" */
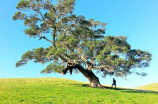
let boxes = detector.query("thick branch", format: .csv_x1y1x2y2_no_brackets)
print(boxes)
39,36,54,43
66,43,73,52
76,48,87,62
93,65,114,72
58,55,67,63
76,48,94,70
93,65,108,69
90,57,96,64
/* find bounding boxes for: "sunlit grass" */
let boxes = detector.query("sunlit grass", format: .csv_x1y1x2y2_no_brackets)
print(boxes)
135,83,158,92
0,78,158,104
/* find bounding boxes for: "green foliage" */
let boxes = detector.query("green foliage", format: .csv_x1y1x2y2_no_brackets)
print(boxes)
16,0,31,9
55,48,66,55
14,0,152,78
41,62,65,74
33,47,46,58
46,46,56,57
44,12,55,19
12,12,21,20
22,51,34,61
24,15,39,27
104,35,131,53
15,51,33,67
24,27,40,37
12,11,27,20
16,47,51,67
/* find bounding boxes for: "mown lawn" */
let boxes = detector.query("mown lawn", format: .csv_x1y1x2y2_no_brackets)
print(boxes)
0,78,158,104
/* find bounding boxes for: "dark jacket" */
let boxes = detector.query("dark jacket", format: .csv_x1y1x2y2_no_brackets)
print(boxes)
113,79,116,83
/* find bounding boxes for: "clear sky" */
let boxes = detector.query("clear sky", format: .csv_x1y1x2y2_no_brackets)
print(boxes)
0,0,158,88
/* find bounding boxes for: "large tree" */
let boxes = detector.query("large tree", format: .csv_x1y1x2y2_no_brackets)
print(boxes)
13,0,152,88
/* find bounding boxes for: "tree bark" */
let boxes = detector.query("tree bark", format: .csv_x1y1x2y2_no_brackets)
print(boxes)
75,64,103,88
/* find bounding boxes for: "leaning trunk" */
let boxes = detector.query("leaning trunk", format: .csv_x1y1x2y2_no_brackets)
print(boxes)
75,64,102,88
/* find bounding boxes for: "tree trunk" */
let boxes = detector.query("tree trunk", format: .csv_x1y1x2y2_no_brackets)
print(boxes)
75,64,103,88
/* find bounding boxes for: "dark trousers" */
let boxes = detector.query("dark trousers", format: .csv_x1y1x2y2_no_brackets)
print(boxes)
111,83,116,88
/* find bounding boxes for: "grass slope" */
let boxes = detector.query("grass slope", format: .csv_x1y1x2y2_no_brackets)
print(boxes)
0,78,158,104
135,83,158,92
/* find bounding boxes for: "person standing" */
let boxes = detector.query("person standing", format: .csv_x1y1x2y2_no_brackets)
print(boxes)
111,78,116,88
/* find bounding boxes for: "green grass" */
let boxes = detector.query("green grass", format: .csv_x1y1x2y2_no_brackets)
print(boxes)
135,83,158,92
0,78,158,104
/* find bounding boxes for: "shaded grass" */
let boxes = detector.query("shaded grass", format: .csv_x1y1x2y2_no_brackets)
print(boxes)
0,78,158,104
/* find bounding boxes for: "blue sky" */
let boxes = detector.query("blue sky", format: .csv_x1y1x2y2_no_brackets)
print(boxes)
0,0,158,88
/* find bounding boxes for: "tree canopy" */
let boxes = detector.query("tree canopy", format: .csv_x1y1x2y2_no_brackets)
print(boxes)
13,0,152,87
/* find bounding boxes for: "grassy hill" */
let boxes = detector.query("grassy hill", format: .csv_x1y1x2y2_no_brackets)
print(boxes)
0,78,158,104
135,83,158,92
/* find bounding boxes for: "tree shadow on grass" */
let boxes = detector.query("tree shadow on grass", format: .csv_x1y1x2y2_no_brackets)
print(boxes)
80,84,158,94
70,83,158,94
104,86,158,94
69,83,86,86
